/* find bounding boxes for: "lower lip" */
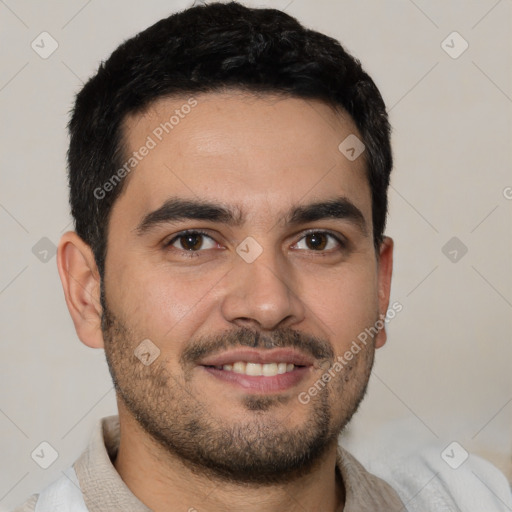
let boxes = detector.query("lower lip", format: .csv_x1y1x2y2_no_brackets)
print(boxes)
201,366,310,393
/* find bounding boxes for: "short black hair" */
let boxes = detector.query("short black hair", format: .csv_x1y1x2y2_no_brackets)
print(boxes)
68,1,392,278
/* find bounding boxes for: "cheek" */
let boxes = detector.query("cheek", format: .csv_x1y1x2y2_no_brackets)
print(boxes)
108,260,224,341
305,263,379,349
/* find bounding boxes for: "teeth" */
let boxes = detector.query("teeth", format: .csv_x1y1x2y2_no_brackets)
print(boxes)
262,363,278,376
221,362,295,376
232,362,245,374
246,362,262,376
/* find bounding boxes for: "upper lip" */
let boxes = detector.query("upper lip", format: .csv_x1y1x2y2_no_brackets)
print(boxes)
198,348,314,367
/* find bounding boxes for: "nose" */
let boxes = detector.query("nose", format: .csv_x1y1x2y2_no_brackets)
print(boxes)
220,244,306,332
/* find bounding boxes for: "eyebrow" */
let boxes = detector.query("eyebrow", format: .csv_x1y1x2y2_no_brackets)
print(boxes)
135,196,368,236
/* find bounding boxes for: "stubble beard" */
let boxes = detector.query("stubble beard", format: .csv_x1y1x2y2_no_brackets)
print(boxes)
100,299,375,485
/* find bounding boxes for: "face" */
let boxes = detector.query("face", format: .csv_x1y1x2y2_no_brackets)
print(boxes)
99,91,392,483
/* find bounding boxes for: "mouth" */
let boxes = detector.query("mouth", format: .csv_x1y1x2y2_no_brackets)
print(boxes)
198,348,314,393
210,361,297,376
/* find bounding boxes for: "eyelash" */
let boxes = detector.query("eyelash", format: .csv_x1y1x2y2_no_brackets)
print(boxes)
164,229,347,258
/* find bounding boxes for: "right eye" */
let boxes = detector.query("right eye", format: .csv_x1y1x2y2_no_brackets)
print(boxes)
164,230,220,254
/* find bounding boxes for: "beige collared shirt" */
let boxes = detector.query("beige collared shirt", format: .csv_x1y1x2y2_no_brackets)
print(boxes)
14,415,405,512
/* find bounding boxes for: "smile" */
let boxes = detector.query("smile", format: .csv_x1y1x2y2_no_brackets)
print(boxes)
210,362,297,376
197,348,314,392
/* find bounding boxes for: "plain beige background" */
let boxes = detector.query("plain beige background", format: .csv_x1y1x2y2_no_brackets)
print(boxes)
1,0,511,509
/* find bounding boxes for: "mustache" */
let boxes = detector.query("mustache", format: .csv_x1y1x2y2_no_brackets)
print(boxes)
180,326,334,366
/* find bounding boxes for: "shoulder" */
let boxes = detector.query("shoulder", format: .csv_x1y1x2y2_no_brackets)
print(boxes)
383,444,512,512
344,422,512,512
10,467,88,512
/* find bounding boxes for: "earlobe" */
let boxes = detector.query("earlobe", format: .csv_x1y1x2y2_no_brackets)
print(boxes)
374,236,394,349
57,231,105,349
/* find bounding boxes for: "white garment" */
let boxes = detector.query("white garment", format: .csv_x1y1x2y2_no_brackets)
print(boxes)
34,467,88,512
16,415,512,512
376,446,512,511
344,419,512,512
27,451,512,512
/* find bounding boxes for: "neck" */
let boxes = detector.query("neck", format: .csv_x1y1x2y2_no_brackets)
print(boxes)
113,406,345,512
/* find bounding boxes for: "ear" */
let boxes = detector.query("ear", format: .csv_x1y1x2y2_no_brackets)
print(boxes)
57,231,104,349
374,236,394,349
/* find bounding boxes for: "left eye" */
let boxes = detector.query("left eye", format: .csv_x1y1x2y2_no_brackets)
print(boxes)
167,231,218,251
294,232,343,251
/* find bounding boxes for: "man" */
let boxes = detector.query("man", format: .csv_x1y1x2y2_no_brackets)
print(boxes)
13,2,512,511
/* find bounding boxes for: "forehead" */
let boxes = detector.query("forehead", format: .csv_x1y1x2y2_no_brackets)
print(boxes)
113,91,372,229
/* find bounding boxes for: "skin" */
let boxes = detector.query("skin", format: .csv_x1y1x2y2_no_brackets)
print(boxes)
57,91,393,512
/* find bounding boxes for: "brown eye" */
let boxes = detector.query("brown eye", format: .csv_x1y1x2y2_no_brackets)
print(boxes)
178,233,203,251
294,231,344,252
305,232,328,250
166,231,217,252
